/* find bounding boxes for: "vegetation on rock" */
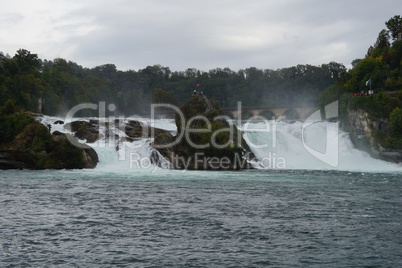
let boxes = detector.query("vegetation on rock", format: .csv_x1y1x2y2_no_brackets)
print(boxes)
319,15,402,150
0,103,98,169
153,96,248,170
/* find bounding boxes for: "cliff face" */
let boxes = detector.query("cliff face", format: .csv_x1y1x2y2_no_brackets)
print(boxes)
347,109,402,163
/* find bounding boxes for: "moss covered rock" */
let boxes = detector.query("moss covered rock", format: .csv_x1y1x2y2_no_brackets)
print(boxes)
64,120,101,143
0,119,98,170
154,95,252,170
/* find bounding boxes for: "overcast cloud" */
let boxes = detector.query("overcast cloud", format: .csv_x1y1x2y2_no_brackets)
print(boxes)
1,0,401,71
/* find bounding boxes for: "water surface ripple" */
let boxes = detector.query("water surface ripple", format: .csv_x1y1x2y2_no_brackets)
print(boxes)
1,170,401,267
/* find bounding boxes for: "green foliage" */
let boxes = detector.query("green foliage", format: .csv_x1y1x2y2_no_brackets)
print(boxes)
347,93,400,118
366,29,390,57
152,88,179,105
0,105,34,144
59,140,84,166
42,138,84,169
2,99,16,114
390,107,402,137
319,84,341,110
385,15,402,40
31,124,52,152
344,16,402,94
1,48,345,116
13,49,41,74
344,57,387,92
0,17,397,118
174,96,243,163
384,107,402,148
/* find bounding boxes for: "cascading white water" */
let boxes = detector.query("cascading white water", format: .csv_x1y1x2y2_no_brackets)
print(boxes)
241,120,401,172
39,116,173,173
39,116,401,173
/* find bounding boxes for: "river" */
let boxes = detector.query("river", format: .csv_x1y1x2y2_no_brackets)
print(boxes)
0,116,401,267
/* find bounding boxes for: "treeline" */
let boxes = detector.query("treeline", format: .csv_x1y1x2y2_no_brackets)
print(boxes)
0,49,345,116
321,15,402,103
320,15,402,111
329,15,402,149
1,16,401,117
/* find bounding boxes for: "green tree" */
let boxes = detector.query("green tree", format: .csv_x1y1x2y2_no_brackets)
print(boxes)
366,29,390,57
13,49,41,73
385,15,402,41
152,88,179,106
390,107,402,137
1,99,16,114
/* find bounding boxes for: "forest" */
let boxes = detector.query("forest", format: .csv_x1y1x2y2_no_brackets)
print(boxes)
0,16,401,118
0,49,346,116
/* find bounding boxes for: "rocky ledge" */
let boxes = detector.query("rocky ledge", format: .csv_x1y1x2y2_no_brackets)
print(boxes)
0,120,98,170
347,108,402,163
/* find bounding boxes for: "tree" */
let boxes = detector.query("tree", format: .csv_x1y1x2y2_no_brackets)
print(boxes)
385,15,402,41
390,107,402,138
13,49,41,73
351,59,362,68
366,29,390,57
2,99,16,115
151,88,179,106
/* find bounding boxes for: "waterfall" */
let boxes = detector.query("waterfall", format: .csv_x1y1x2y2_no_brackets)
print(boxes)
240,120,401,172
39,115,401,172
39,116,173,172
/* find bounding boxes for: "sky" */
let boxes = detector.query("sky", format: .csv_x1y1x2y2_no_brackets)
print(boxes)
1,0,401,72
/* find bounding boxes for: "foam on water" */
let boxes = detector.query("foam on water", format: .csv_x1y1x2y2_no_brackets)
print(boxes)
39,115,402,173
241,120,402,172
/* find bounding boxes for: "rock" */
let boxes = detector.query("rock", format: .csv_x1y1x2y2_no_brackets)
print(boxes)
347,108,402,163
64,121,101,143
0,151,37,169
378,151,402,163
125,120,168,138
152,96,253,170
44,133,98,169
54,120,64,124
0,121,98,170
149,149,172,169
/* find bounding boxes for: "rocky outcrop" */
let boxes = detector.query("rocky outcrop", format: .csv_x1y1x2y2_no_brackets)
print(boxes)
64,119,169,143
0,121,98,170
64,120,101,143
125,120,170,139
151,96,253,170
347,108,402,163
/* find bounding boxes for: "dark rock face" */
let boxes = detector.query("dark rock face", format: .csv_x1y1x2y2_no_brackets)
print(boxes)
48,131,99,169
0,122,98,170
64,119,171,143
152,96,253,170
0,151,37,169
348,109,402,163
64,121,101,143
125,120,169,139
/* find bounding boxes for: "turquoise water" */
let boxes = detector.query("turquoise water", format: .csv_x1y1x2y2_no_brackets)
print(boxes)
1,169,401,267
1,117,401,266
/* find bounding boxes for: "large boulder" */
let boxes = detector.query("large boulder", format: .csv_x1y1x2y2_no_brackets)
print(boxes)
0,121,98,170
64,120,101,143
152,95,252,170
64,119,169,142
348,108,402,163
125,120,169,138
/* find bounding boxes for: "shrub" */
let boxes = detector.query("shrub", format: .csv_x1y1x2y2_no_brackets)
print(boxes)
0,113,34,144
390,107,402,138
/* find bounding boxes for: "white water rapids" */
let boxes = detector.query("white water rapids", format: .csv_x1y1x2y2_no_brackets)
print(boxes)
39,116,401,173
